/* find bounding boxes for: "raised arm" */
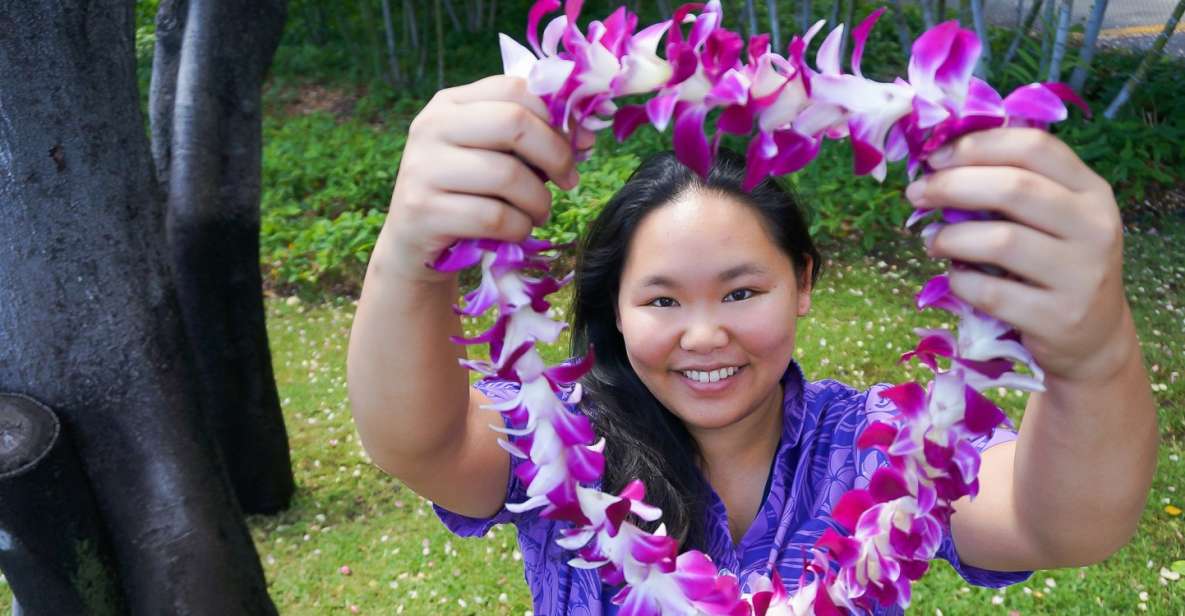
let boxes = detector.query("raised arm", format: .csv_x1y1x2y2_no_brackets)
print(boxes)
347,76,584,517
907,128,1159,571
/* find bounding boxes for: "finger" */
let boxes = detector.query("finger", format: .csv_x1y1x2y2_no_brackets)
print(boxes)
906,166,1078,239
439,101,578,189
428,147,553,227
429,192,535,245
572,122,597,151
925,127,1102,193
947,266,1055,335
927,220,1066,289
443,75,551,126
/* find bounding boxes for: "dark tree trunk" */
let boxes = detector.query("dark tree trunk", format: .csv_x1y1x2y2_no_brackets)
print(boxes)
0,1,278,613
0,395,124,616
150,0,295,515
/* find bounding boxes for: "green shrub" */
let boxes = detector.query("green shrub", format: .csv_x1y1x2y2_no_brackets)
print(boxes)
260,112,405,295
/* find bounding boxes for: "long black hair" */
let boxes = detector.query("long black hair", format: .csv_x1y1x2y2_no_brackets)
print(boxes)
569,148,822,552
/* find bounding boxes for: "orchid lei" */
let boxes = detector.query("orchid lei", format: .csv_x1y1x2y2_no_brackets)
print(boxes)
432,2,1088,614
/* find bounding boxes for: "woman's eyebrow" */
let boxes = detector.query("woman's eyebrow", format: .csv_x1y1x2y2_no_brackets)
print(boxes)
639,263,769,289
718,262,770,281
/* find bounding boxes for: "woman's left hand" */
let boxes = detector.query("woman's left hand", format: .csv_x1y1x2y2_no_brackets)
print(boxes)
905,127,1133,384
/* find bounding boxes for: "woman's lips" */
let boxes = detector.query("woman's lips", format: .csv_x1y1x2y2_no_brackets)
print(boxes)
675,365,746,395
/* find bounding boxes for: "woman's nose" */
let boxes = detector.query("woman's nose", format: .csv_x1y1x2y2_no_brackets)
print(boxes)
679,312,729,353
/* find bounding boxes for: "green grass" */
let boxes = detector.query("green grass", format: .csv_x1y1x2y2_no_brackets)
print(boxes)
248,214,1185,615
1,217,1182,614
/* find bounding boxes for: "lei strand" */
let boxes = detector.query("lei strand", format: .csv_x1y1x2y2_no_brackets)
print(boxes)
432,2,1088,613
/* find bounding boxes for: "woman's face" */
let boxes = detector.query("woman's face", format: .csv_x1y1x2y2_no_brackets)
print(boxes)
616,190,812,434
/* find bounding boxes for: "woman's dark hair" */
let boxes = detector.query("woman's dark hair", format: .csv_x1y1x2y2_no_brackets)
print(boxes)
570,148,822,552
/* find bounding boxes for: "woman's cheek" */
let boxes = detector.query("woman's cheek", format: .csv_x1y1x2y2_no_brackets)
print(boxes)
619,307,679,370
733,300,797,359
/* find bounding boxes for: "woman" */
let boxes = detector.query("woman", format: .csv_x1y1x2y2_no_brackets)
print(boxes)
347,75,1158,614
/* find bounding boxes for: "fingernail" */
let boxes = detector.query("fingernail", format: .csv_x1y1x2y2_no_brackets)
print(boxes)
929,145,954,167
923,230,937,254
905,178,927,204
565,169,580,187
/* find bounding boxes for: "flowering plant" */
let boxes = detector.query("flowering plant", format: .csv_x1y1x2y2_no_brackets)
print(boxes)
435,2,1087,613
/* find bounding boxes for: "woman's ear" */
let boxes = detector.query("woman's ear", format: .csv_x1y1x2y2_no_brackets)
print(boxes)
797,255,814,317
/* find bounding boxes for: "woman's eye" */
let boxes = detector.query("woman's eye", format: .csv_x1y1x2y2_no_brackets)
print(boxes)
724,288,755,302
647,297,677,308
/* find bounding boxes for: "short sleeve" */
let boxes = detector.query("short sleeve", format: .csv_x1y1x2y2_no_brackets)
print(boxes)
861,383,1033,587
431,378,530,537
935,426,1032,587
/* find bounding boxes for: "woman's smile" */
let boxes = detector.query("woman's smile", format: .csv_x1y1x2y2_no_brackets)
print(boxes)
674,364,748,395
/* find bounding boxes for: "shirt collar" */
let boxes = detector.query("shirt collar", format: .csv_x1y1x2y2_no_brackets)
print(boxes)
780,358,808,448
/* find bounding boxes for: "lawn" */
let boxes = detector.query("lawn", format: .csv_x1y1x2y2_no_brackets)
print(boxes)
1,217,1181,615
250,216,1184,614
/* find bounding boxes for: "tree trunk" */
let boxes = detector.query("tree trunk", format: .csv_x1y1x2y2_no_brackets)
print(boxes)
658,0,673,18
150,0,187,187
840,0,856,60
151,0,295,516
0,395,124,616
1000,0,1044,70
1104,0,1185,118
380,0,405,87
0,1,278,612
357,0,384,83
744,0,760,39
767,0,782,51
1048,0,1073,81
442,0,464,32
801,0,813,34
936,0,947,21
890,0,914,58
1069,0,1110,91
829,0,841,27
435,0,445,91
1039,0,1058,78
921,0,936,28
487,0,498,30
971,0,990,77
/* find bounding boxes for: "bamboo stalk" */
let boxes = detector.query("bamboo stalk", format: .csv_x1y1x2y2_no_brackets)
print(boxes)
1104,0,1185,118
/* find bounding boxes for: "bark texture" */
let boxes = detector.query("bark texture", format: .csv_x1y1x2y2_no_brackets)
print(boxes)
150,0,295,515
0,395,124,616
0,1,278,612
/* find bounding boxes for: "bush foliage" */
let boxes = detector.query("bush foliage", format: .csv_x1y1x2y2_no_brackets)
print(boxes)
244,2,1184,297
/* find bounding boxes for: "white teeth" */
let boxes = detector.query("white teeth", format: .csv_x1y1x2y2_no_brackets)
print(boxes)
681,366,740,383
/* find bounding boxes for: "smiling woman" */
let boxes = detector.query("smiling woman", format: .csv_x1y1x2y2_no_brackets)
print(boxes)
347,1,1158,614
573,150,820,555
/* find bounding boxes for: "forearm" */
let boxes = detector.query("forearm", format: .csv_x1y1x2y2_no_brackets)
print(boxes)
346,232,471,471
1013,303,1159,565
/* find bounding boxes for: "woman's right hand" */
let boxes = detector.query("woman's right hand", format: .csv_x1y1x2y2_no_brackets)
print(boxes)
380,75,593,284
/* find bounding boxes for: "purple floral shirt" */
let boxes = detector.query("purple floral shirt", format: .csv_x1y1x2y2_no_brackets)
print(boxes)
433,359,1031,614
